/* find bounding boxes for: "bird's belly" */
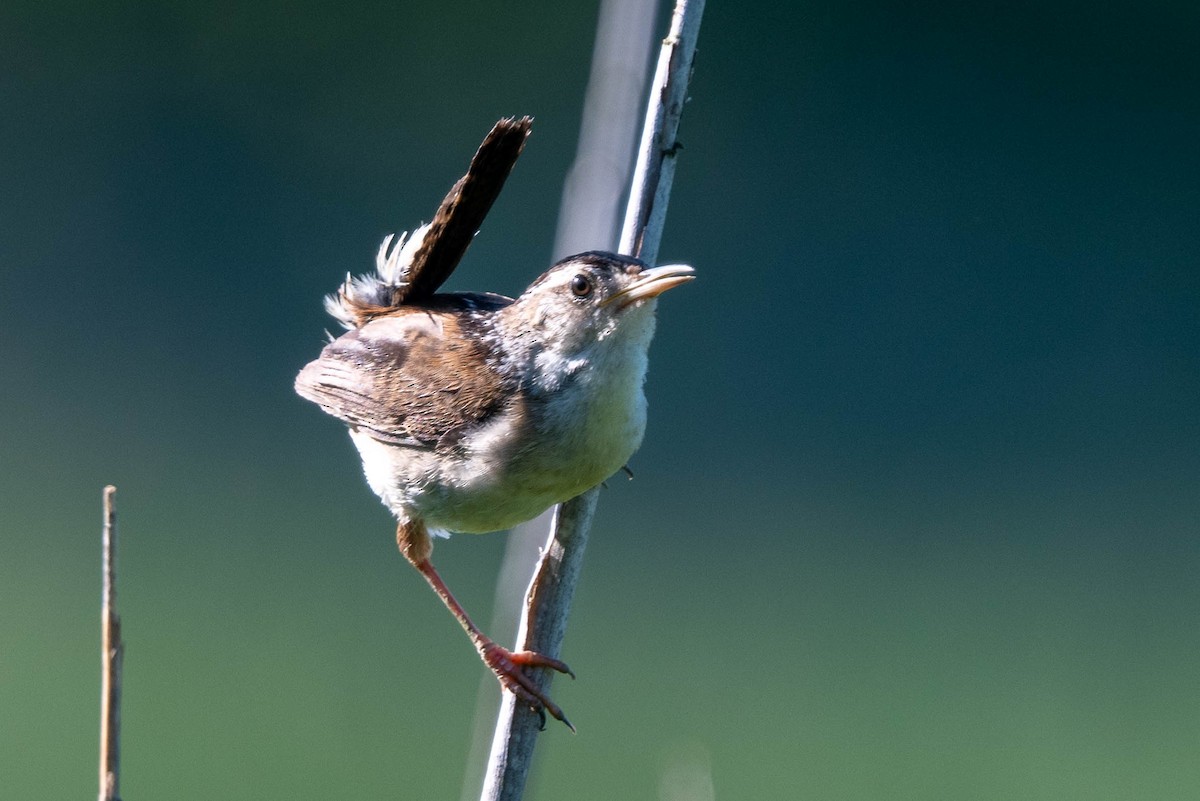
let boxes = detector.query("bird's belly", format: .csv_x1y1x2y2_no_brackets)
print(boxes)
349,387,645,534
438,401,644,532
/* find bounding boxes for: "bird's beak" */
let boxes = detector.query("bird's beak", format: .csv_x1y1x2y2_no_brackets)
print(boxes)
603,263,695,309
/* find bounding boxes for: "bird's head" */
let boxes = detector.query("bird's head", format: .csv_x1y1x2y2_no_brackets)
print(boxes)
502,252,694,359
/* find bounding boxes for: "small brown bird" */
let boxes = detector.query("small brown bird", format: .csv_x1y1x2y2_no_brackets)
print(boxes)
295,119,692,728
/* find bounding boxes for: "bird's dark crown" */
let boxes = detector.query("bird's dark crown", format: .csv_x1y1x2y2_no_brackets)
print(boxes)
538,251,648,283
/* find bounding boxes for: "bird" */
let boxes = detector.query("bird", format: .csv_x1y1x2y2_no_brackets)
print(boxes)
294,118,693,728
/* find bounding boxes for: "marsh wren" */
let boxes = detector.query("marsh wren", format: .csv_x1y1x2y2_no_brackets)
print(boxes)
295,119,692,728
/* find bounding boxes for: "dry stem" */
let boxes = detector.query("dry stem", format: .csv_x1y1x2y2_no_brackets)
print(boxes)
99,485,123,801
480,1,705,798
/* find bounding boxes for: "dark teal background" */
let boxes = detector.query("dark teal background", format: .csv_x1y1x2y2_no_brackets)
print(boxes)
3,1,1198,798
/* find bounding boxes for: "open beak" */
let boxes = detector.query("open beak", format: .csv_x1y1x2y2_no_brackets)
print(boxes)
603,263,695,309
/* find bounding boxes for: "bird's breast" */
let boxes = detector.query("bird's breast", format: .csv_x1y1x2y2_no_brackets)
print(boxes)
425,371,646,533
350,323,654,535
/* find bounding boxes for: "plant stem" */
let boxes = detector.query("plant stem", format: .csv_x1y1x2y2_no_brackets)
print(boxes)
99,485,123,801
479,2,704,798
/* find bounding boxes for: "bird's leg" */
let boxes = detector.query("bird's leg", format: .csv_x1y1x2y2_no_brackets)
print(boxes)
397,521,575,730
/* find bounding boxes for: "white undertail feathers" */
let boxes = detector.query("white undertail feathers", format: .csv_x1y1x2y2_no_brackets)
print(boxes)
324,224,431,330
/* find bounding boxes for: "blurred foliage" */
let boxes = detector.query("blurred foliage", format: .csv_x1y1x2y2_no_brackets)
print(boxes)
2,1,1198,799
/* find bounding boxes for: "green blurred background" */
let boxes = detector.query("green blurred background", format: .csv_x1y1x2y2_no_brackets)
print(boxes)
3,1,1198,798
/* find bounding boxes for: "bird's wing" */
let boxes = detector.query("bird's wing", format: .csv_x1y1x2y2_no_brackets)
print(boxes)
294,298,514,449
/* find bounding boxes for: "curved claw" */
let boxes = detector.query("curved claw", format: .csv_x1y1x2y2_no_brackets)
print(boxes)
508,649,576,680
479,641,575,732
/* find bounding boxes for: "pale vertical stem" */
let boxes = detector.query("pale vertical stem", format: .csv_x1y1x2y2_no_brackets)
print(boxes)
99,485,123,801
480,492,599,801
462,2,660,789
551,0,662,260
464,2,660,798
480,1,704,799
619,0,705,264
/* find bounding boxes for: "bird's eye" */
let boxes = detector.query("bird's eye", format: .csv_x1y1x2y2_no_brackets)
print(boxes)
569,274,593,298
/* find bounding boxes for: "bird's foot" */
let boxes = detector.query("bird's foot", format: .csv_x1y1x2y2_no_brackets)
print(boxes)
479,641,575,732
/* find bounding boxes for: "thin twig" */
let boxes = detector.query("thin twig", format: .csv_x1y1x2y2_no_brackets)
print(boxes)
619,0,705,264
480,492,600,801
480,2,704,798
99,485,123,801
461,1,659,798
551,0,663,261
